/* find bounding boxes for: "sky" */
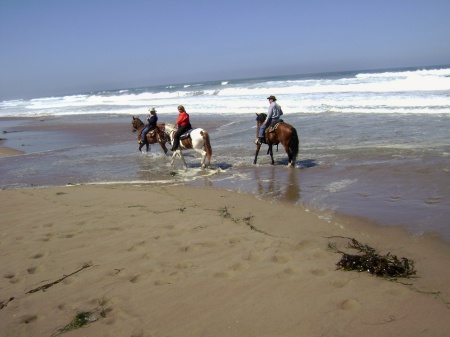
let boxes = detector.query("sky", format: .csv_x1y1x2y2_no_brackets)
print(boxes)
1,0,449,101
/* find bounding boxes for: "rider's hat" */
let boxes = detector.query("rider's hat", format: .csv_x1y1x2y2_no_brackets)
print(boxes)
267,95,277,101
148,107,157,113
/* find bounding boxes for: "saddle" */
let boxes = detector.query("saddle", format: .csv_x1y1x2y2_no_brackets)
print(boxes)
268,119,284,133
146,126,167,142
179,129,194,140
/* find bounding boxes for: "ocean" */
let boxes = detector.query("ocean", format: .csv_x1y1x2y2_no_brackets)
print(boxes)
1,65,450,242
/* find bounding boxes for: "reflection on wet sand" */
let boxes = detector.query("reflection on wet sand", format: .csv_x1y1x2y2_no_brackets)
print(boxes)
255,166,301,204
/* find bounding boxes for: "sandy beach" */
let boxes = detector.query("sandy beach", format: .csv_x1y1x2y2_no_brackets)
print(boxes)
1,183,449,337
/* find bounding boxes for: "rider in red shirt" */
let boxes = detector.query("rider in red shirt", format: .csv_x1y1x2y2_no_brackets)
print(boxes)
171,105,192,151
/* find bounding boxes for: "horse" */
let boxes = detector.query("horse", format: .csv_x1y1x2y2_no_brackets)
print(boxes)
163,123,213,169
254,113,299,167
131,116,169,153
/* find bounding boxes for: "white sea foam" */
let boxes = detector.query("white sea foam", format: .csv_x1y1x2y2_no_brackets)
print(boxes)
1,66,449,117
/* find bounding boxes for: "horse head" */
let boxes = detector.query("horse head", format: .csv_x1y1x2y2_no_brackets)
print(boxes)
131,116,143,132
163,123,177,136
255,113,267,125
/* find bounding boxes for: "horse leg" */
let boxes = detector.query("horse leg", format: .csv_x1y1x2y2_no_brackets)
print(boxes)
268,145,275,165
170,151,177,166
156,134,168,154
205,151,212,169
253,144,262,164
197,149,206,169
179,150,188,167
282,143,294,167
171,150,187,167
161,142,168,154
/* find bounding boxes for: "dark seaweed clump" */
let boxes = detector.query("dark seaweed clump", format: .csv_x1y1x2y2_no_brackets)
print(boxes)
336,238,416,279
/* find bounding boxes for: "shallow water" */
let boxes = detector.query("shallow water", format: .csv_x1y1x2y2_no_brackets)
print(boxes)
1,113,449,242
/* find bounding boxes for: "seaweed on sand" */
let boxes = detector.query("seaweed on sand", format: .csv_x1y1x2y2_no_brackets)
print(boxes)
334,238,416,279
50,311,97,336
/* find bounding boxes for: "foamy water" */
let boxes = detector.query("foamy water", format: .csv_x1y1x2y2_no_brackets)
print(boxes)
1,66,450,116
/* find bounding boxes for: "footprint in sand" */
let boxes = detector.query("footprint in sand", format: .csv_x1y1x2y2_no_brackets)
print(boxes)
272,254,291,264
129,274,146,283
4,272,15,279
30,251,47,259
310,268,327,276
27,266,43,274
20,314,39,324
41,233,54,242
277,267,301,279
339,298,360,310
229,236,245,245
4,272,20,284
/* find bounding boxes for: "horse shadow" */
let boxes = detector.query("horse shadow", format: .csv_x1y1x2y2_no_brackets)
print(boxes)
298,158,317,168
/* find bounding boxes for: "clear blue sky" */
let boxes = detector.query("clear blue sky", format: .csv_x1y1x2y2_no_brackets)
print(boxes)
1,0,449,101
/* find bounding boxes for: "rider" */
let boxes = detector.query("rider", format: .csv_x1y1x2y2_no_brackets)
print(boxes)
139,107,158,145
171,105,192,151
256,95,283,145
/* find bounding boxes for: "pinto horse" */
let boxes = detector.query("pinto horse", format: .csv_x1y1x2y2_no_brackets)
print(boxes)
163,123,213,169
254,113,299,167
131,116,169,153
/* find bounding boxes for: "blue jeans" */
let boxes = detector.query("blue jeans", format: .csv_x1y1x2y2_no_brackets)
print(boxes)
258,123,267,138
141,125,154,142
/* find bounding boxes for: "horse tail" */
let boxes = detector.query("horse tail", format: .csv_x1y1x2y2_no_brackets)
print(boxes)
289,127,299,161
201,130,213,159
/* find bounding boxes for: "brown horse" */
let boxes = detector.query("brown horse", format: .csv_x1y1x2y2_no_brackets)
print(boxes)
131,116,169,153
254,113,299,167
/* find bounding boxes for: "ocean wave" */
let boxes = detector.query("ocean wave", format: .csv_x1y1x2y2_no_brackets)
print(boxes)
1,66,449,117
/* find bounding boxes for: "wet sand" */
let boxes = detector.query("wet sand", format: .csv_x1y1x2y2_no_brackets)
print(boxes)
0,145,24,157
1,184,449,337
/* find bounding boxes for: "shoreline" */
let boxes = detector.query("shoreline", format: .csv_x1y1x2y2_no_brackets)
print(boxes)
1,184,449,336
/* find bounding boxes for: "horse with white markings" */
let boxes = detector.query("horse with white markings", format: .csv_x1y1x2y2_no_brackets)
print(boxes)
163,123,213,169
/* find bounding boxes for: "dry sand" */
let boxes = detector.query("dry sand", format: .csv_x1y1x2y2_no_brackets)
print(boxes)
1,183,449,337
